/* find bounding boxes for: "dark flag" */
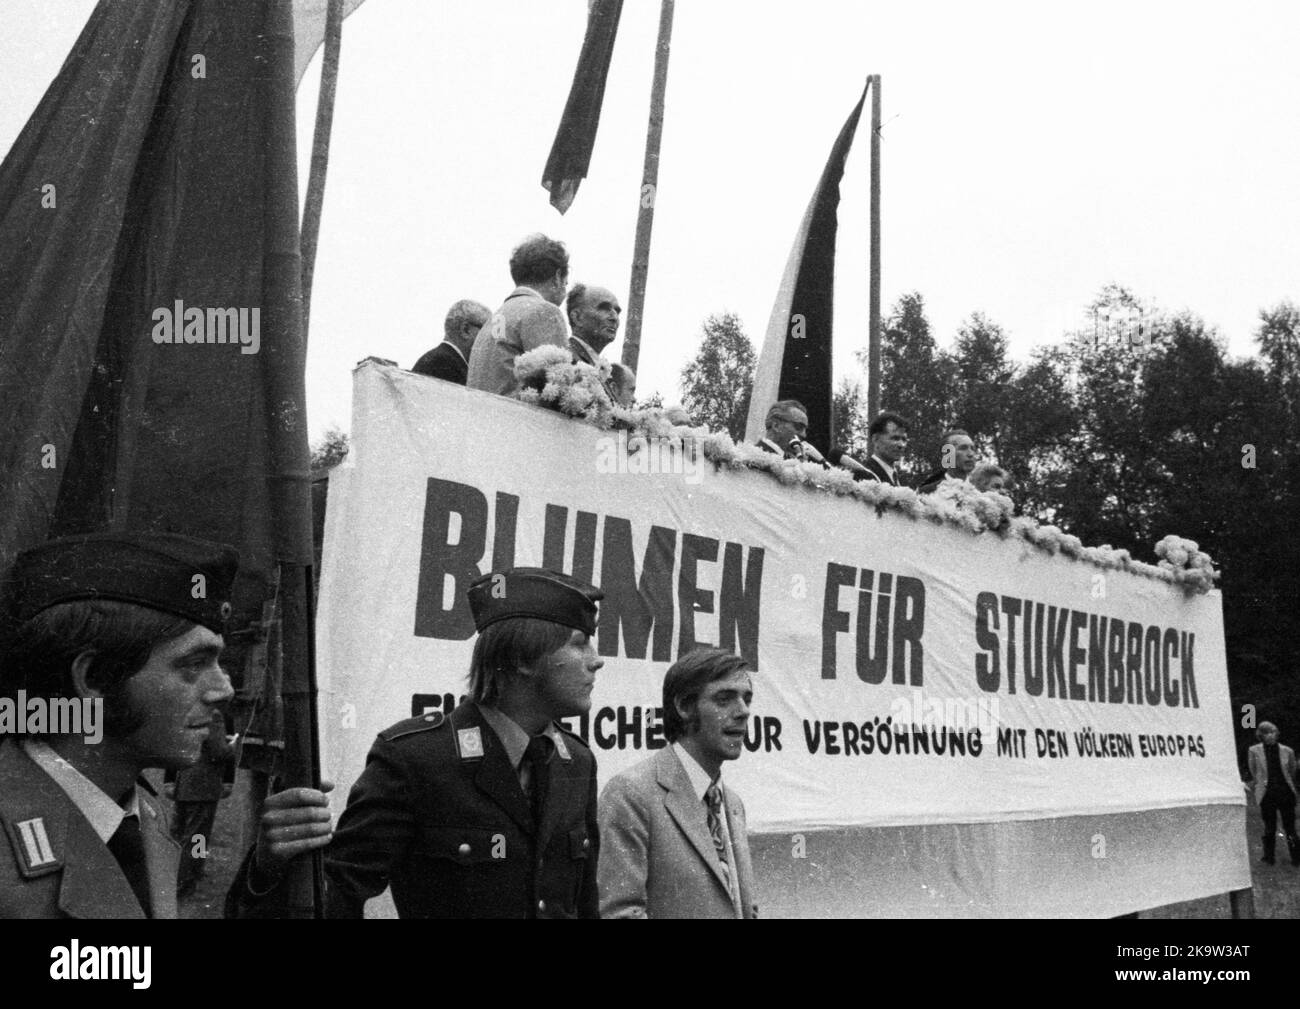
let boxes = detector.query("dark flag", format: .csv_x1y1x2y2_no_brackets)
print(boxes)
0,0,313,825
542,0,624,214
744,83,870,453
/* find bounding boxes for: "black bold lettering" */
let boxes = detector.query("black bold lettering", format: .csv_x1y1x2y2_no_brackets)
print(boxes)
541,504,568,571
822,563,856,680
1107,618,1126,703
1001,596,1021,694
1088,615,1108,702
975,592,1000,692
1162,628,1180,707
719,542,763,669
1126,622,1144,704
1046,606,1068,698
856,569,889,684
1181,632,1198,708
598,519,675,661
491,492,518,572
678,533,719,654
413,478,487,640
572,511,598,585
1025,602,1044,696
893,575,926,686
1068,609,1088,701
1143,625,1162,706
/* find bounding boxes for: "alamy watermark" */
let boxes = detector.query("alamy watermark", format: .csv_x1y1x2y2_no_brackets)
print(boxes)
595,430,705,485
151,299,260,354
889,688,1002,735
0,691,103,743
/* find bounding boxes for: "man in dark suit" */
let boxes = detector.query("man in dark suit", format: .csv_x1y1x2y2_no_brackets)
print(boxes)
598,648,759,919
411,299,490,384
755,399,828,465
0,532,239,919
917,428,976,494
229,567,605,918
856,411,910,485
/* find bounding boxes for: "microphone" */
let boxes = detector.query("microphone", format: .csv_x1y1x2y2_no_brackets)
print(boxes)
789,438,825,464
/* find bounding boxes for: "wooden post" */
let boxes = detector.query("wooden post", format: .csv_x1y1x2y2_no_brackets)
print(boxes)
866,74,882,421
300,0,345,338
622,0,675,374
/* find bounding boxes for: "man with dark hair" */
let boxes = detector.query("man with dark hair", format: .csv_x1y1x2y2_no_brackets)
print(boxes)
229,567,604,918
467,234,572,396
0,532,240,918
856,411,909,485
1247,722,1299,866
412,299,491,385
597,647,758,919
918,428,976,494
756,400,826,464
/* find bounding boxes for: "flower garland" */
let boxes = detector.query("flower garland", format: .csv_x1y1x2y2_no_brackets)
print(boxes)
511,347,1220,593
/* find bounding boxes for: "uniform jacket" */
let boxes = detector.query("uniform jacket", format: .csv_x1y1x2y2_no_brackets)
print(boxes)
411,341,468,385
1248,742,1298,804
229,701,599,918
466,286,569,396
597,747,757,919
0,740,179,919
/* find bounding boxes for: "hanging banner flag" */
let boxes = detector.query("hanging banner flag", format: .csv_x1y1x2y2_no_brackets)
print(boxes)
291,0,367,86
0,0,311,633
317,363,1249,917
541,0,624,213
745,82,870,453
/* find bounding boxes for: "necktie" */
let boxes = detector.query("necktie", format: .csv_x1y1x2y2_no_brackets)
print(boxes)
524,735,552,826
107,814,151,917
704,784,728,865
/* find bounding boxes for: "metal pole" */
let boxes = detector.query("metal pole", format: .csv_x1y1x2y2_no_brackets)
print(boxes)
622,0,675,373
866,74,882,421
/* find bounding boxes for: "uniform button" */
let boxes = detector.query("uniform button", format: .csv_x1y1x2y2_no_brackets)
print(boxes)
537,899,546,913
582,838,590,850
458,843,471,856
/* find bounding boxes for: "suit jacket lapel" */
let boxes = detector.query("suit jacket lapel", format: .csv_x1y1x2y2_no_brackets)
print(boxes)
462,705,534,836
655,749,731,897
722,786,754,918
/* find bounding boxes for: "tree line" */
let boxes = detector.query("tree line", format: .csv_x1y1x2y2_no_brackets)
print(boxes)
680,290,1300,742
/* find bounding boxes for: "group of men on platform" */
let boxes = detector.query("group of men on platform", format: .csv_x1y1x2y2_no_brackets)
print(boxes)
0,533,758,919
411,233,636,409
757,399,1010,496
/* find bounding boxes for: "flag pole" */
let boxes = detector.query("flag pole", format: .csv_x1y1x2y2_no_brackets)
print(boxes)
287,0,344,919
866,74,882,421
300,0,345,336
622,0,675,374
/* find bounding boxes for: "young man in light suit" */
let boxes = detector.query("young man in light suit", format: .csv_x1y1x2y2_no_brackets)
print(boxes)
598,648,758,918
1247,721,1299,866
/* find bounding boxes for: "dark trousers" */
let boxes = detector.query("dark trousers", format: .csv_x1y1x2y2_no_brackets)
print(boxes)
1260,788,1298,861
174,800,219,891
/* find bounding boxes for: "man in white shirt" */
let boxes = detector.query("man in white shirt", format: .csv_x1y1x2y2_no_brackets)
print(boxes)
598,648,759,919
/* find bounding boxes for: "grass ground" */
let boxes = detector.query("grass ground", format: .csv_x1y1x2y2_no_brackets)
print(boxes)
178,772,1299,919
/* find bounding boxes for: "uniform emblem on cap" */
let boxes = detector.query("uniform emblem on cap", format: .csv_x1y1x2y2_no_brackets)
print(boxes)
456,727,484,759
219,601,232,620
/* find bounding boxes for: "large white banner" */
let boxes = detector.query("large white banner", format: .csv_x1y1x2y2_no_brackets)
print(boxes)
318,362,1249,915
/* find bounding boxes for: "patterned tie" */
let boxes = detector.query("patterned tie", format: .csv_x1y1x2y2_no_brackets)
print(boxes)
704,784,728,866
524,735,553,826
107,814,151,917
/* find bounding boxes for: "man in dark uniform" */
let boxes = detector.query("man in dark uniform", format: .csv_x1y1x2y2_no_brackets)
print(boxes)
0,532,238,918
229,566,605,918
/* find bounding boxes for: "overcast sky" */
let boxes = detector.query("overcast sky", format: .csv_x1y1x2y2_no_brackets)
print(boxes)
3,0,1298,441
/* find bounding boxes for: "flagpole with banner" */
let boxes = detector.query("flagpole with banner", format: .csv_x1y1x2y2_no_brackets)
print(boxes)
744,80,872,454
867,74,882,421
